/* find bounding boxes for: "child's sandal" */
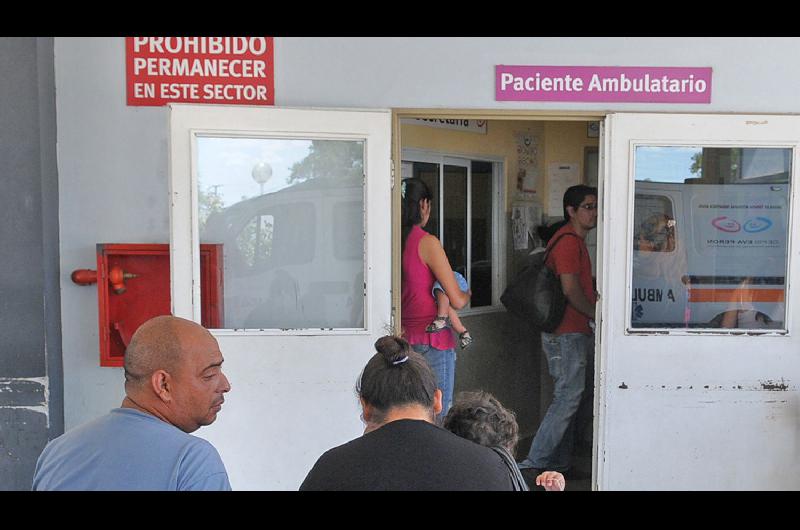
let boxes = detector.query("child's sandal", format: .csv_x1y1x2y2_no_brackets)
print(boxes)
426,316,450,333
459,331,473,349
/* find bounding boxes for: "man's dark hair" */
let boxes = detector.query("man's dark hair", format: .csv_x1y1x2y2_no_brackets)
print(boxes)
537,184,598,244
356,336,437,425
562,184,598,221
443,390,519,453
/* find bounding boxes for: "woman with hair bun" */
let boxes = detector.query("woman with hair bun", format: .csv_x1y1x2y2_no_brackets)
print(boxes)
299,336,513,491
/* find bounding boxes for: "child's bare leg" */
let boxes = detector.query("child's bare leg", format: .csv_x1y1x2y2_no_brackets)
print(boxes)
448,306,467,334
435,289,450,318
449,307,473,349
426,289,451,332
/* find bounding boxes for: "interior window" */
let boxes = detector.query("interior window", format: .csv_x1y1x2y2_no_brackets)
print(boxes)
403,156,500,310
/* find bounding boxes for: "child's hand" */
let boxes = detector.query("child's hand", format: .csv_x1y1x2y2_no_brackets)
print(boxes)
535,471,565,491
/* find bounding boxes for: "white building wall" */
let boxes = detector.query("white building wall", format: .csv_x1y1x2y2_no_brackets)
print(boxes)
54,37,800,488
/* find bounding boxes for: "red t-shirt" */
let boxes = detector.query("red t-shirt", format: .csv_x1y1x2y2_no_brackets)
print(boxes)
545,224,596,335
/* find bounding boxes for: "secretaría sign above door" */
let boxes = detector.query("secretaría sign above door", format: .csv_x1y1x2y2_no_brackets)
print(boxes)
400,118,487,134
126,37,274,106
496,66,712,104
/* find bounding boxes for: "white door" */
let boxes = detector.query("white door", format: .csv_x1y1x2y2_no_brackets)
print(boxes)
169,105,392,490
598,113,800,490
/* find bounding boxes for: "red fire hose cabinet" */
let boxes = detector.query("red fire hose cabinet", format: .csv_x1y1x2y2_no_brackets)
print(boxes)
72,243,223,367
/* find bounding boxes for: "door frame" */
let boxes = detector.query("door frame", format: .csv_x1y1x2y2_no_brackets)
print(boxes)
392,109,607,487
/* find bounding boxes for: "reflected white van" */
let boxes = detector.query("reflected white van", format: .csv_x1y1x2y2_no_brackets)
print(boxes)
202,179,365,330
631,181,789,330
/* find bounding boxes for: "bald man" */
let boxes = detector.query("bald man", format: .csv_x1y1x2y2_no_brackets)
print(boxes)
32,316,232,490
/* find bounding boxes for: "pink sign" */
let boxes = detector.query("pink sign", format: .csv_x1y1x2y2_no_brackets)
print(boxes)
496,66,712,103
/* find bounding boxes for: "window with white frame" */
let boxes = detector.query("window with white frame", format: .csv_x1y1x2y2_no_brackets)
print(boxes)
197,136,367,330
401,152,504,311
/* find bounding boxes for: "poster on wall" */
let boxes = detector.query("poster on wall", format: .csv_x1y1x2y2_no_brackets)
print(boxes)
547,162,580,216
126,37,274,106
512,201,544,250
514,131,539,197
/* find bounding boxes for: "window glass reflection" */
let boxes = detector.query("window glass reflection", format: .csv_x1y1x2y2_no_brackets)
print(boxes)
631,146,790,331
197,137,365,330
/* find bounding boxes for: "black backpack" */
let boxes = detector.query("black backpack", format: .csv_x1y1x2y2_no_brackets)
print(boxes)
500,232,579,333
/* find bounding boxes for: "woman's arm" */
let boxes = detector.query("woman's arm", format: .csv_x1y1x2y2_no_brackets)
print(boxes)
418,234,470,309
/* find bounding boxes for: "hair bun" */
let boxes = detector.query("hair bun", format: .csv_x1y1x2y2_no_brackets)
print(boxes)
374,336,410,365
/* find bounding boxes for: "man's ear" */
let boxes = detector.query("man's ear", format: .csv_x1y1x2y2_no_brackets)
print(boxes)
150,370,172,403
433,389,443,416
566,205,576,220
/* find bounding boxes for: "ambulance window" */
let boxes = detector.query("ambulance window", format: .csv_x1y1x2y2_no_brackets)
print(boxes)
630,146,791,332
236,214,275,268
196,136,365,330
633,195,675,253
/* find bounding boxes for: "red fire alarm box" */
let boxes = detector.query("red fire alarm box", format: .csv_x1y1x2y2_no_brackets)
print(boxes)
73,244,224,367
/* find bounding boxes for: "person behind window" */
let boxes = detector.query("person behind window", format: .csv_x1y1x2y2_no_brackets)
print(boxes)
635,213,676,253
443,390,565,491
400,177,470,416
715,277,780,329
518,185,598,478
32,316,232,491
299,336,514,491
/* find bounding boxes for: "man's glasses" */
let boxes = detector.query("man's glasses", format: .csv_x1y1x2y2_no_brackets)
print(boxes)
578,203,598,210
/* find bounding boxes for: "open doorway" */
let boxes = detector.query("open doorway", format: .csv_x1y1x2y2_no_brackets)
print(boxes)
396,114,602,490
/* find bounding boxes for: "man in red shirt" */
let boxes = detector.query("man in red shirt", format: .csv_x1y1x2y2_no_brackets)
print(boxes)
518,185,598,477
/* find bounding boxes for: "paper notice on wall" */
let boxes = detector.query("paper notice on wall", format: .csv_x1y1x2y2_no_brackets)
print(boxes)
512,201,544,250
525,202,543,238
512,205,528,250
547,163,581,216
514,131,539,196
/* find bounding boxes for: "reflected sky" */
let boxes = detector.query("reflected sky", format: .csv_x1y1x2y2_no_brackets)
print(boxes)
635,146,700,183
196,137,312,207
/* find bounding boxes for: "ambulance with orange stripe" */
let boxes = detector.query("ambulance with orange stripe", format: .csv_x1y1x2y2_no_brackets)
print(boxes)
630,181,789,329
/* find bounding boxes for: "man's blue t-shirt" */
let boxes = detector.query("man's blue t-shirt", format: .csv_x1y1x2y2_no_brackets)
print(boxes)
32,408,231,491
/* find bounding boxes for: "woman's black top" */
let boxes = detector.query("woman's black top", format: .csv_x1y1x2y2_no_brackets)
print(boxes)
299,419,514,491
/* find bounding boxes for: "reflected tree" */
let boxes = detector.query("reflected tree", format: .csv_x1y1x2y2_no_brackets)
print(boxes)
287,140,364,184
236,215,274,268
198,183,225,231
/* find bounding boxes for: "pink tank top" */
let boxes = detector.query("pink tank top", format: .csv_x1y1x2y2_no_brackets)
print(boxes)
401,225,456,349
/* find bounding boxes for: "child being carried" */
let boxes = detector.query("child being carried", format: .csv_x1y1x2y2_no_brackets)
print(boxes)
426,271,473,349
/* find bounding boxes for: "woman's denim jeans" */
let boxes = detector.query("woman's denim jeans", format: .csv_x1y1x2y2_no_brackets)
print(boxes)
518,332,592,472
411,343,456,419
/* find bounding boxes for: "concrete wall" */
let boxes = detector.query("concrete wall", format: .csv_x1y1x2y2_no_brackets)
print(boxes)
55,38,170,428
0,37,62,490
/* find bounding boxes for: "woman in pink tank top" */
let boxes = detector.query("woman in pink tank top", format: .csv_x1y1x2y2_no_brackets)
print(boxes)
400,178,470,415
